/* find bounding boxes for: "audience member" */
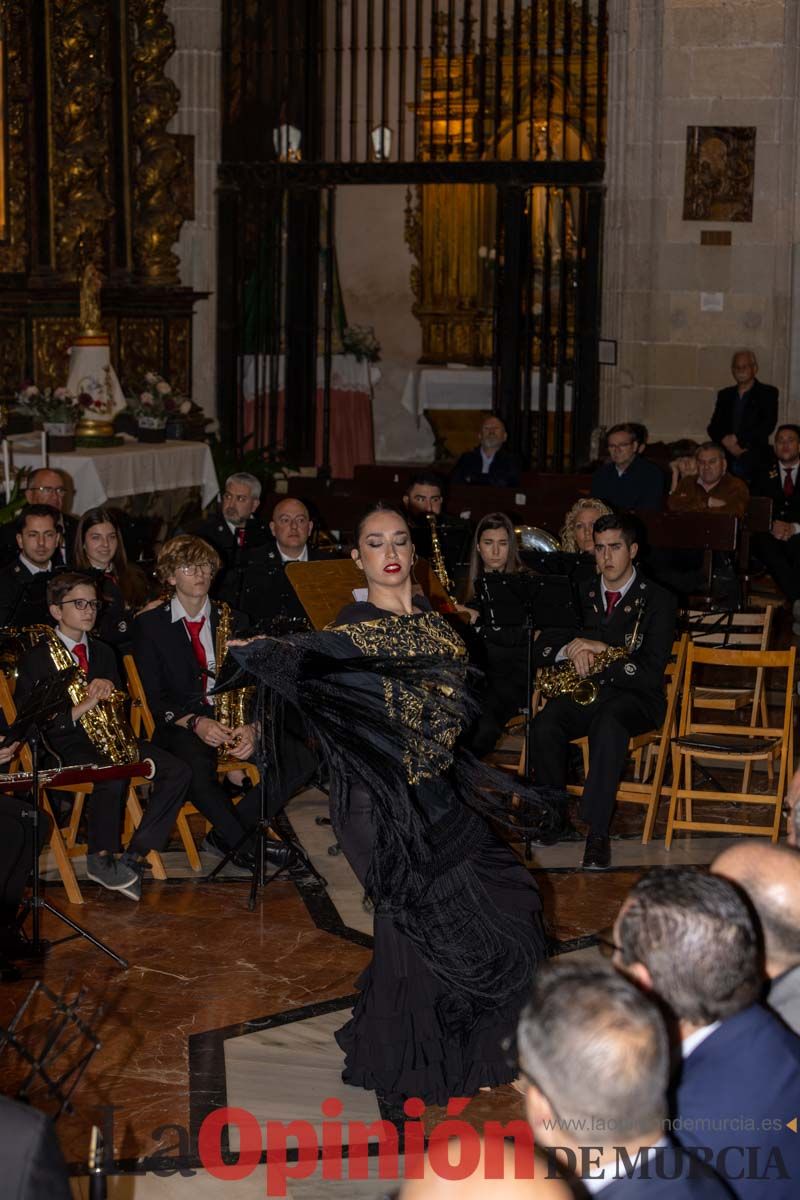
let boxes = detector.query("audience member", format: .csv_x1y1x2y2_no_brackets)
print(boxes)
614,867,800,1200
712,841,800,1036
667,441,749,517
518,960,730,1196
751,424,800,631
708,349,778,481
0,504,61,626
188,472,271,568
667,439,700,495
450,415,522,487
73,506,150,650
591,424,665,511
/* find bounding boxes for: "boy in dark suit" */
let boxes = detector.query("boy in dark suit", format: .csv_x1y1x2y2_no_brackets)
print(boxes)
14,572,191,899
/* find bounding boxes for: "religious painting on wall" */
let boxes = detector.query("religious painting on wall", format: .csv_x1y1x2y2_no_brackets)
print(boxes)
683,126,756,222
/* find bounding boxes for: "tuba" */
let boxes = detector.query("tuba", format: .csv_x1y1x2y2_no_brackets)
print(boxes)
213,602,254,755
537,601,644,707
516,525,561,554
28,625,139,764
425,513,458,606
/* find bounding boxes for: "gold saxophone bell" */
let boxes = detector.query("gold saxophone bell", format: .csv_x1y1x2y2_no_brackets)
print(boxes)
213,602,255,758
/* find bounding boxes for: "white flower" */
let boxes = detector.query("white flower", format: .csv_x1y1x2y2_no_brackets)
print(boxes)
144,372,157,384
22,385,39,399
53,387,68,400
179,399,191,414
156,381,171,395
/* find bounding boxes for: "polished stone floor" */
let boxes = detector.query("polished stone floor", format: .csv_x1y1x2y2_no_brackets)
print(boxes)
0,755,784,1199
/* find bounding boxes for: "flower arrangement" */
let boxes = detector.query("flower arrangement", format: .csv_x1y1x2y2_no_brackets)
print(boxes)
15,384,81,424
341,324,381,363
125,372,191,422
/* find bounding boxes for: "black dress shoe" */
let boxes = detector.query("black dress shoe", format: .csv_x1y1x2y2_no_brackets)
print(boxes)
530,817,584,846
582,833,611,871
264,842,293,868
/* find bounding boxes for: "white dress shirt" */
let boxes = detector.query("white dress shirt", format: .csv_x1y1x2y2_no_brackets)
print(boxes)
278,545,309,564
56,628,90,666
681,1021,721,1059
19,554,51,575
170,595,215,696
556,569,638,661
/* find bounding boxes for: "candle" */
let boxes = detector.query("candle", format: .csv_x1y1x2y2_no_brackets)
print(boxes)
2,437,10,503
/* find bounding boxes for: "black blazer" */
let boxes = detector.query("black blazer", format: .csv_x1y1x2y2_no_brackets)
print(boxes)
0,1095,71,1200
591,456,666,512
0,513,77,570
221,543,332,626
708,379,778,463
0,559,54,627
450,446,522,488
535,572,677,726
185,509,271,568
751,459,800,525
133,599,248,726
15,633,122,762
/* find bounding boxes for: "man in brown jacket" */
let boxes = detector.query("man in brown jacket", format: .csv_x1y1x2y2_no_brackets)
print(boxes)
667,441,749,517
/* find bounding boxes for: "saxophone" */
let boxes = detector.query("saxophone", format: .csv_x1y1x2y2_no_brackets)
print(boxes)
426,513,458,606
28,625,139,764
213,602,254,755
538,601,644,707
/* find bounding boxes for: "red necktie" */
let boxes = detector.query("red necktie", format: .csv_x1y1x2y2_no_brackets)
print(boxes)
72,643,89,674
236,528,246,548
784,469,795,498
184,616,208,689
605,590,622,617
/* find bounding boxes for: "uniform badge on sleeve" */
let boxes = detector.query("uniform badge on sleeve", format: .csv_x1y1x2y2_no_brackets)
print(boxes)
624,662,637,675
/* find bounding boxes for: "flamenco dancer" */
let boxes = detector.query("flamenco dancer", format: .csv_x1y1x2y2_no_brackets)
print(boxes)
230,504,560,1104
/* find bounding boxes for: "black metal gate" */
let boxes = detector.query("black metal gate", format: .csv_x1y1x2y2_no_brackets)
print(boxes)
219,0,608,471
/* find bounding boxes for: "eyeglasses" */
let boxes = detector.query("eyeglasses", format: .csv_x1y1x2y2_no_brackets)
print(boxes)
608,440,635,451
177,563,215,577
30,485,66,496
59,598,100,612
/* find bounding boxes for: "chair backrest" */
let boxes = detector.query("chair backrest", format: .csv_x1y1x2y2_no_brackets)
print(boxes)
679,642,795,739
684,606,773,651
124,655,155,739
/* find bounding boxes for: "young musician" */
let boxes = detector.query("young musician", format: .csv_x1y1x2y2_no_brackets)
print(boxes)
73,507,150,650
14,573,191,899
532,513,677,870
0,505,61,627
133,535,304,870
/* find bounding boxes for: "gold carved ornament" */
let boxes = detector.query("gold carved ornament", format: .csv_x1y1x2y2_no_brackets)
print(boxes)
129,0,186,286
47,0,114,275
0,1,31,273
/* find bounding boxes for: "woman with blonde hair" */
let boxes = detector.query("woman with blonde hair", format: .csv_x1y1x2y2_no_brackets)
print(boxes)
559,498,612,555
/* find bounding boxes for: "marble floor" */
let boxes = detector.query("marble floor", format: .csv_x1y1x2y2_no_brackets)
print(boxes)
0,758,781,1199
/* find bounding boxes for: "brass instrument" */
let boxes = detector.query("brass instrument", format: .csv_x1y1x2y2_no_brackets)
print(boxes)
213,602,254,756
426,512,458,605
28,624,139,764
516,525,561,553
538,601,644,707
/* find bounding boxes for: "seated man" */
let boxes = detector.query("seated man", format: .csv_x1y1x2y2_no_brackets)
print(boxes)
401,470,470,582
713,841,800,1036
614,867,800,1200
0,504,62,627
751,424,800,631
134,535,309,869
532,513,676,870
708,348,778,481
667,441,749,516
591,423,665,511
519,961,730,1196
0,468,77,568
187,472,271,570
14,573,191,899
450,415,522,487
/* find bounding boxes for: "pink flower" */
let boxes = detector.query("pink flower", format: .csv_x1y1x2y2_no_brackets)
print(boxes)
144,372,157,385
53,387,68,400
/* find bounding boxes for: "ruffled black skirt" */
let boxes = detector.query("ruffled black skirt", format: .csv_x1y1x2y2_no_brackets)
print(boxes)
333,786,546,1106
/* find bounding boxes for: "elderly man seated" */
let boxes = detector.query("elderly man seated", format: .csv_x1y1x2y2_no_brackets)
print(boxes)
667,441,749,516
450,415,522,488
613,866,800,1200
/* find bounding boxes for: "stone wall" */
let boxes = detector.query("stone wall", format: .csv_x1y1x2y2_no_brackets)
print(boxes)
602,0,800,441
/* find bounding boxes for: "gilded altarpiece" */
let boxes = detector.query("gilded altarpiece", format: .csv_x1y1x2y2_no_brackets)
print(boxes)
0,0,200,399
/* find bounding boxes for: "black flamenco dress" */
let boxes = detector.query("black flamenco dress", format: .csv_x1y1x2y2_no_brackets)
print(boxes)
230,598,560,1105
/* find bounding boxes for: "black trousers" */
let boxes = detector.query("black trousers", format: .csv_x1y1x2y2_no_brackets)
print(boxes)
532,690,658,835
85,742,191,855
150,724,262,849
753,531,800,602
0,797,52,930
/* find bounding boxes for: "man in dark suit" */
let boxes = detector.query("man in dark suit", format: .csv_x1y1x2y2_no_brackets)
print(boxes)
713,841,800,1037
0,505,61,627
0,1095,71,1199
751,424,800,630
133,535,310,870
708,349,778,481
14,572,191,900
401,470,471,583
186,471,271,581
0,468,78,568
532,513,677,869
615,868,800,1200
450,415,522,487
591,423,666,511
518,961,730,1197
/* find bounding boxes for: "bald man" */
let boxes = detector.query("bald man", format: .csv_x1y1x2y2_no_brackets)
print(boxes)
713,840,800,1035
0,468,77,567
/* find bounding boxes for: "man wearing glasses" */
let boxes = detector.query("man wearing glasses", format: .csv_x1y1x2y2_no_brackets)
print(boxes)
591,423,666,511
0,504,63,626
14,573,191,898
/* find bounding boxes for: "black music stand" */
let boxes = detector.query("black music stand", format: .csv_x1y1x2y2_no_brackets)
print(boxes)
4,669,128,969
477,572,580,775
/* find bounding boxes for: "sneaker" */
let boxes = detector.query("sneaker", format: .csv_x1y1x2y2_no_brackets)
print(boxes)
118,853,145,902
86,853,139,894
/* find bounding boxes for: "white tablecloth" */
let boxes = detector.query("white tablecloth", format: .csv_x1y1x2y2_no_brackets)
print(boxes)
241,353,379,399
401,366,573,416
11,438,220,514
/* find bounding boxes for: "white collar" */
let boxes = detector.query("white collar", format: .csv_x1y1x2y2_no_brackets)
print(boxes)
170,595,212,624
279,545,309,564
56,628,88,652
681,1021,721,1059
600,567,637,604
19,554,51,575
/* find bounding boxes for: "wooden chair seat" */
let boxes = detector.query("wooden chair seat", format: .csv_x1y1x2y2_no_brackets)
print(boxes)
673,731,780,756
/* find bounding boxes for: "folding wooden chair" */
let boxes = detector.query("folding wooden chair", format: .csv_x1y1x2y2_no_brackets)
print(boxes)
665,643,795,846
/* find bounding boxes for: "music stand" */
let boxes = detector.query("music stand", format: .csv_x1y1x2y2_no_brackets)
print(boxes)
477,573,580,774
4,668,128,968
